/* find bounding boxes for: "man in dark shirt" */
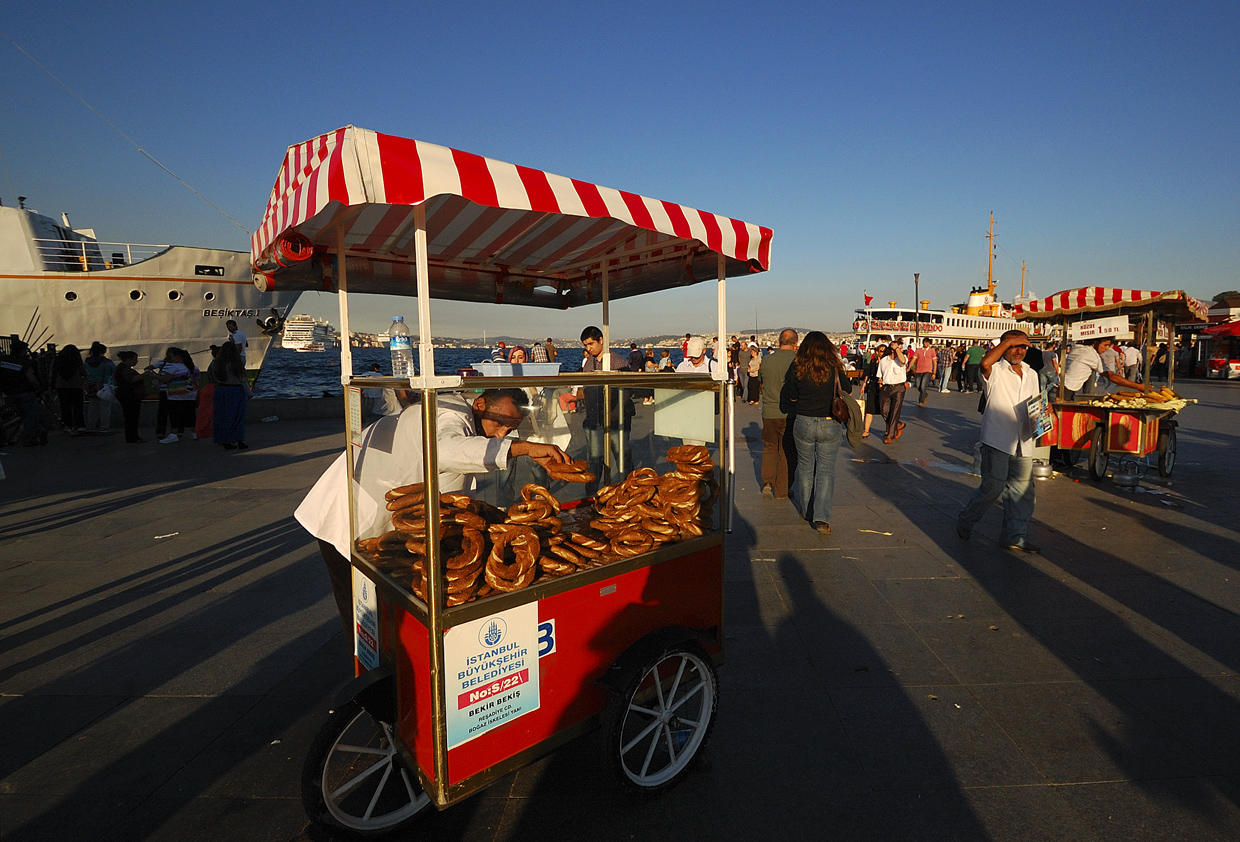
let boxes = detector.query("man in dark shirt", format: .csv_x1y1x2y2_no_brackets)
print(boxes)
758,329,798,499
628,342,646,371
577,326,634,488
0,340,48,446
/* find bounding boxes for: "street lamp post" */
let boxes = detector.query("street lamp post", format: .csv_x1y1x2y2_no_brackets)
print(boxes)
914,273,920,344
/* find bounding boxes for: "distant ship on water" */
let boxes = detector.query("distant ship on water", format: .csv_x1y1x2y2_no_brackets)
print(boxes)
280,313,336,351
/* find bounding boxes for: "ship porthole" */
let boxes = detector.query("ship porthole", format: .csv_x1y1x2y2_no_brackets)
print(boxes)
204,291,216,301
65,291,77,301
168,290,182,301
130,290,144,300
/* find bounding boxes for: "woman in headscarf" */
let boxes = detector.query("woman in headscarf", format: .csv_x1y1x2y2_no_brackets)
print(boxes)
780,331,852,535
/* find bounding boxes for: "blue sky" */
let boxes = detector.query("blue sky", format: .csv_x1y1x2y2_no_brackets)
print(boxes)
2,1,1236,338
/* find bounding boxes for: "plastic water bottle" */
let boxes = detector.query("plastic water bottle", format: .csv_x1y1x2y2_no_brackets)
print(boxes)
389,316,413,379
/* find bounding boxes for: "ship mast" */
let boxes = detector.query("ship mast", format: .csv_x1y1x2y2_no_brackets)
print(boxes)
985,211,997,297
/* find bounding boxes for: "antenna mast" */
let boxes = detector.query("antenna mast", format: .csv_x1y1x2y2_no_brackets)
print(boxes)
985,211,997,297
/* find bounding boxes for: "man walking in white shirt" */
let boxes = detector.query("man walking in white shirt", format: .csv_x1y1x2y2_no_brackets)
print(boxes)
956,330,1041,552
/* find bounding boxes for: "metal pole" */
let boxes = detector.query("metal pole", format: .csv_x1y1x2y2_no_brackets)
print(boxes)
413,204,436,384
336,228,353,385
601,259,613,482
420,389,448,801
914,273,920,343
719,254,733,533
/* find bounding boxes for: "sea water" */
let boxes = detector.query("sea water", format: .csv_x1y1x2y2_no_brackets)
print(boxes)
252,346,601,399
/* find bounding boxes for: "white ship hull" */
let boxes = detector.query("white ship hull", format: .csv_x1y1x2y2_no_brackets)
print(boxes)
1,205,300,368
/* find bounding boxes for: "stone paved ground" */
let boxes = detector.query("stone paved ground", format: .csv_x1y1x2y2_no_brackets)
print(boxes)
1,380,1238,841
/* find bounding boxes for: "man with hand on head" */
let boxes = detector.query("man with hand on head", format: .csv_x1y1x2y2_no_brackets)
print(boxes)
956,330,1042,553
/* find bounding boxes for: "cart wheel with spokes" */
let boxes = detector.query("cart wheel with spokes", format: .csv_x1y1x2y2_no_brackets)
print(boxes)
1157,424,1177,477
302,698,430,837
1088,424,1110,481
604,642,718,793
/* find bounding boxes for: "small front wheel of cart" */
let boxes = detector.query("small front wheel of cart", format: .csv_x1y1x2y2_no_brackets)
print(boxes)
1157,424,1177,477
604,642,718,793
301,698,430,836
1088,424,1110,481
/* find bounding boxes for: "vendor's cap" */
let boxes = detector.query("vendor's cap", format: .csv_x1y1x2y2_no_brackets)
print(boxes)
686,337,706,357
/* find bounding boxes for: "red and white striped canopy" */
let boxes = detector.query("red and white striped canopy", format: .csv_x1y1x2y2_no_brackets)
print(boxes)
250,126,772,308
1014,287,1209,322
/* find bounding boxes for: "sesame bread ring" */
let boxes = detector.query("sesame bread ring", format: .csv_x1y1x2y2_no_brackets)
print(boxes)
678,520,705,538
548,542,586,567
506,500,556,523
440,492,474,510
546,466,596,484
538,555,577,576
485,524,540,591
485,557,537,592
627,467,661,486
642,519,677,538
520,483,561,512
657,481,699,505
667,445,711,464
385,482,426,503
568,534,607,556
610,527,654,558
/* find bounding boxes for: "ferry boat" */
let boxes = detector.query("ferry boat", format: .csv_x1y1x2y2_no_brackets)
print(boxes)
280,313,335,351
852,214,1049,349
852,289,1047,348
1,200,300,368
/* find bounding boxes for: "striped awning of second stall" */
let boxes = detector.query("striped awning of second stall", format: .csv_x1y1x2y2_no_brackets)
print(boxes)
250,126,773,308
1014,287,1210,322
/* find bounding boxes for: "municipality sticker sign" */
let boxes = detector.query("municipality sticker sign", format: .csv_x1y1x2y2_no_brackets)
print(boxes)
444,603,539,748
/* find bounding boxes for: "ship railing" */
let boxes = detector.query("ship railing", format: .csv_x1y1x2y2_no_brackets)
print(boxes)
33,238,169,271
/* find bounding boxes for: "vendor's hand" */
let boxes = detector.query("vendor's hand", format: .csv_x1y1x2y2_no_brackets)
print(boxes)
510,441,569,465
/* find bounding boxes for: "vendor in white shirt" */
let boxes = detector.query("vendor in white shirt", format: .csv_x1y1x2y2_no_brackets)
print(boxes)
1061,337,1143,400
296,388,569,634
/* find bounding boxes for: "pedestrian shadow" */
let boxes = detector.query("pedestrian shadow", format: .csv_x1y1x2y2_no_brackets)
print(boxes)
886,458,1240,820
0,518,310,674
488,496,990,839
2,530,342,839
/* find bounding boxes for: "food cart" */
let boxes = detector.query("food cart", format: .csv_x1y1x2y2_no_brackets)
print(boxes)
251,126,772,835
1013,287,1209,481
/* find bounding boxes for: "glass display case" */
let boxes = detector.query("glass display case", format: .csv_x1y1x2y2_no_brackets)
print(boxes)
343,372,727,623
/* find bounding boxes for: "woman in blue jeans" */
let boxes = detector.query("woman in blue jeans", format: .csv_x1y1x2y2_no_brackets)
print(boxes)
780,331,852,535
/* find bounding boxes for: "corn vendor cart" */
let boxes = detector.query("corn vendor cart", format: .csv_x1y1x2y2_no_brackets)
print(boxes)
251,126,772,835
1013,287,1209,481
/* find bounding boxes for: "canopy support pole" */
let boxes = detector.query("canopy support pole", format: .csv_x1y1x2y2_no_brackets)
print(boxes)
600,259,616,480
719,254,734,533
601,260,611,372
335,228,353,385
414,204,435,384
1143,311,1155,392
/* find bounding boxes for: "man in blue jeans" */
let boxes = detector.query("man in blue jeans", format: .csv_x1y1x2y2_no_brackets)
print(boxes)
957,329,1041,552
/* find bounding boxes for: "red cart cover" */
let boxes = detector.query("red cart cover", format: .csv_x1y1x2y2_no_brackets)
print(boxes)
1202,320,1240,337
250,126,772,307
1014,287,1209,322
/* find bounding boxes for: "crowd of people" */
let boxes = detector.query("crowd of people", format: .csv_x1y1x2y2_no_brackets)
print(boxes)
5,320,1186,557
0,320,251,450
